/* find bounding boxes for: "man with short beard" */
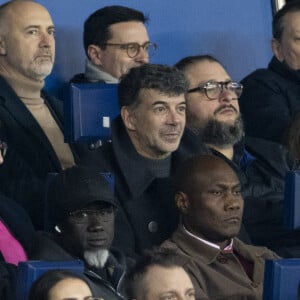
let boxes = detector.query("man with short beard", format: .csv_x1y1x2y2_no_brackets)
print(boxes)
0,1,86,229
45,166,127,300
176,55,300,258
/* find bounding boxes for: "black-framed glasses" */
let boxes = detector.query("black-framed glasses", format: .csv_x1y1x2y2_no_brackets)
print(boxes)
187,80,243,100
69,207,114,224
0,140,7,158
104,41,157,58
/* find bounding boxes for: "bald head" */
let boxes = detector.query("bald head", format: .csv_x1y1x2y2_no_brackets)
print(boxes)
175,154,243,246
0,1,52,31
0,0,55,81
175,155,238,194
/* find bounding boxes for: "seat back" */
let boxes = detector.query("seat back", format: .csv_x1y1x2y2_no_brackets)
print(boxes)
64,83,120,143
16,260,84,300
284,170,300,230
263,258,300,299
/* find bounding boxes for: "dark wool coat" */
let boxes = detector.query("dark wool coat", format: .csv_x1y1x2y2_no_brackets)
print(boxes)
239,56,300,144
0,75,86,229
81,116,205,258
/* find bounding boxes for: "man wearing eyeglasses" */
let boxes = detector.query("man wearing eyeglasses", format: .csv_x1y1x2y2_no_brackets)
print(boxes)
176,54,300,257
45,166,127,300
71,5,154,83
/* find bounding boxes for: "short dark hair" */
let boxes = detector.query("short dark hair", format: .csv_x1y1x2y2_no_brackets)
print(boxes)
175,154,240,195
118,64,189,108
28,269,92,300
125,247,189,299
272,1,300,40
83,5,148,57
175,54,223,73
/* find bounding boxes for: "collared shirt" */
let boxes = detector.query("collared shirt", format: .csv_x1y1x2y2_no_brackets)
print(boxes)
182,224,233,252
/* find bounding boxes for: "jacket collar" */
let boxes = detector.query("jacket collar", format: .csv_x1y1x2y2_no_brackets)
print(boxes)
0,75,62,170
269,56,300,83
85,60,118,84
171,224,267,265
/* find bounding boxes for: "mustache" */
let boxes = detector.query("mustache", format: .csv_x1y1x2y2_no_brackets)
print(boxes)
35,49,53,56
214,104,238,115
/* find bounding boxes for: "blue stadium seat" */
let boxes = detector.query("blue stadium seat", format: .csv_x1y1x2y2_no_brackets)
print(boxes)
263,258,300,299
64,83,120,143
284,170,300,230
16,260,84,300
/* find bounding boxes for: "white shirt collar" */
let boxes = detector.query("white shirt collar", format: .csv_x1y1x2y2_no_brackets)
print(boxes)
182,224,233,251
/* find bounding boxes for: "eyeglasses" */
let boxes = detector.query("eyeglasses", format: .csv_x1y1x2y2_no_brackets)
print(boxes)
103,41,157,58
85,297,104,300
187,80,243,100
0,140,7,158
69,207,114,224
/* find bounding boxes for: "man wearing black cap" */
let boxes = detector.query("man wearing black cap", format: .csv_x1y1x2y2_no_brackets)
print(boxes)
44,165,126,300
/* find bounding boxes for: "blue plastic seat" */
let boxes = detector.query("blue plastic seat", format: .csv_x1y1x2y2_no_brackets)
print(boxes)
263,258,300,299
64,83,120,143
16,260,84,300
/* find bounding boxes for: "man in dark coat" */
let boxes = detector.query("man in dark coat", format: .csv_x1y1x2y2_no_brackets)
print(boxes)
175,54,299,257
0,1,86,229
239,1,300,144
82,64,200,258
45,166,127,300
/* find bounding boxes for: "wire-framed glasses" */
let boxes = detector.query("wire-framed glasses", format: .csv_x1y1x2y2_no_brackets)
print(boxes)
187,80,243,100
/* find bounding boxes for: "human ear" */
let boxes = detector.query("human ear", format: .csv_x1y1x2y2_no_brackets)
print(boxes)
121,106,137,131
175,192,190,214
87,44,102,65
271,38,284,62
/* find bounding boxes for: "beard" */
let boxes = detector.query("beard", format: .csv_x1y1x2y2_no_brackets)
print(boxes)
28,50,54,80
84,249,109,268
187,112,244,148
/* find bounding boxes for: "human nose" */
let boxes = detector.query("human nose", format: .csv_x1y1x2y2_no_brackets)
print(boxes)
39,32,53,48
135,46,149,63
87,216,104,232
218,86,236,103
166,108,182,125
224,194,241,211
219,83,239,103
